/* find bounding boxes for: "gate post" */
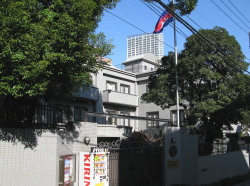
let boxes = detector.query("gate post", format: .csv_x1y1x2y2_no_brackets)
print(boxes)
162,126,182,186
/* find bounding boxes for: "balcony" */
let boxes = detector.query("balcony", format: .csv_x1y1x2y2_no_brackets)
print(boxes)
102,90,138,107
97,125,132,138
74,86,99,101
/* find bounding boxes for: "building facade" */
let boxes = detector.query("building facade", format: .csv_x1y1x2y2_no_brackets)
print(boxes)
90,53,182,141
127,33,164,60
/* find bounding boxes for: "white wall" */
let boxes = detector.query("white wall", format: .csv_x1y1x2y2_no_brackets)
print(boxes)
198,151,249,185
0,122,97,186
163,127,249,186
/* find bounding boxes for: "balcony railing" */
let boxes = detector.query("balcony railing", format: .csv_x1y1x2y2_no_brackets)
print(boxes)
102,90,138,107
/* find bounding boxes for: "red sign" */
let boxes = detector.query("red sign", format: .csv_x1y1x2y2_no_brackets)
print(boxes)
83,154,91,186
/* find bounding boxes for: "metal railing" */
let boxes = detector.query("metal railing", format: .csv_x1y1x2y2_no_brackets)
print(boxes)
198,140,240,156
0,101,71,128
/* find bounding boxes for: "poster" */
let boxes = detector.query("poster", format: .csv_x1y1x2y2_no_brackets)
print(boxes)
79,149,109,186
64,154,76,186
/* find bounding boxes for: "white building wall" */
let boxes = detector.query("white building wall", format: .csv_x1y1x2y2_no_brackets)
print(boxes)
0,122,97,186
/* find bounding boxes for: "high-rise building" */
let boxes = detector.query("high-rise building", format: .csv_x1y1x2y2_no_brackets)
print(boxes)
127,33,164,60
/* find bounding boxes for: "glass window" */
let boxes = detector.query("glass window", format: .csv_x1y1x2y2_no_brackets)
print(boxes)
147,112,159,128
55,105,70,123
106,81,117,91
120,84,130,94
74,107,88,121
119,112,130,126
171,110,185,126
144,65,147,70
106,110,117,125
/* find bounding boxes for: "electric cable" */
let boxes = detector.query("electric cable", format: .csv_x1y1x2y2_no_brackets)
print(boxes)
151,0,250,76
210,0,249,34
228,0,250,25
220,0,250,30
142,0,189,39
104,8,175,60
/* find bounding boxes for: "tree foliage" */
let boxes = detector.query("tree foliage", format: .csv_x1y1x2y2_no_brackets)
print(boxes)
0,0,119,101
144,0,198,15
142,27,250,140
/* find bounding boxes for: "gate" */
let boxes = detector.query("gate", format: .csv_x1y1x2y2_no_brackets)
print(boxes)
98,141,162,186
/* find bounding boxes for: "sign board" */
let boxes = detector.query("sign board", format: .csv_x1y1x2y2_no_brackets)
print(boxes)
79,148,109,186
168,160,179,168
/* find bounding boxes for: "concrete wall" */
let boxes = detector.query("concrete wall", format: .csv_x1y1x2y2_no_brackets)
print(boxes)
163,127,249,186
198,151,249,185
181,135,199,185
0,122,97,186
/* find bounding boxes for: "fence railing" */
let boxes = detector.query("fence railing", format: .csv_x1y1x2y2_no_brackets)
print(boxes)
199,140,240,156
0,101,71,128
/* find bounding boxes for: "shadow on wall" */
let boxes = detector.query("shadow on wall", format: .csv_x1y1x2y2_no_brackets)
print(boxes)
0,126,80,149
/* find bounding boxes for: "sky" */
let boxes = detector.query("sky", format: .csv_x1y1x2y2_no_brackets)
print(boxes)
96,0,250,69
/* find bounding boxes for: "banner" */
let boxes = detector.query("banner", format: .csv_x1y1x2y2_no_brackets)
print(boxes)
79,148,109,186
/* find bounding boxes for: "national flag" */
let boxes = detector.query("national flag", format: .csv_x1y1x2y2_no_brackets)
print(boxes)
153,10,173,33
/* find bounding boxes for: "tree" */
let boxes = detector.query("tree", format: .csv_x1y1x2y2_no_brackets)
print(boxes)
144,0,198,16
0,0,118,103
142,27,250,149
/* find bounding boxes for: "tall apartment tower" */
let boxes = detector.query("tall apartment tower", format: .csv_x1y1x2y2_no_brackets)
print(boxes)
127,33,164,60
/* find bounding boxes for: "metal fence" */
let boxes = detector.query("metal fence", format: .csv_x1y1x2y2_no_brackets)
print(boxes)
198,140,240,156
108,147,162,186
97,139,162,186
0,101,71,128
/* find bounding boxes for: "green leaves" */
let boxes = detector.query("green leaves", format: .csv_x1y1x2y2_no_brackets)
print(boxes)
142,26,250,139
0,0,118,100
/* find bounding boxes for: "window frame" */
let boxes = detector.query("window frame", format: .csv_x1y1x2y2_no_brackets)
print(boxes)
120,84,130,94
170,110,185,126
74,106,88,121
146,112,159,128
119,112,130,126
106,110,117,125
106,81,117,92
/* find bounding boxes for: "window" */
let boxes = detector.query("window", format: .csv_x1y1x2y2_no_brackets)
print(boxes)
146,85,149,93
106,110,117,125
55,105,70,123
144,65,147,70
74,107,88,121
147,112,159,128
106,81,117,91
171,110,185,126
119,112,130,126
120,84,130,94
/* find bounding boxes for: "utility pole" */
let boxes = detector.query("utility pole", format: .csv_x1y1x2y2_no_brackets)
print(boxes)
173,0,180,128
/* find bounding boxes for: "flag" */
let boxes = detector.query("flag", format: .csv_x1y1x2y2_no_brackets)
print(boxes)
153,10,173,33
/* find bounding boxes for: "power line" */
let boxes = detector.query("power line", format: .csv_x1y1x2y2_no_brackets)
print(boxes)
220,0,250,30
184,13,247,67
228,0,250,25
142,0,189,39
151,0,250,76
104,9,175,51
105,1,250,77
193,9,215,28
210,0,249,34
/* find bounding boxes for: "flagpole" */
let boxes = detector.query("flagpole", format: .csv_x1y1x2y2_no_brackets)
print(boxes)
173,0,180,128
